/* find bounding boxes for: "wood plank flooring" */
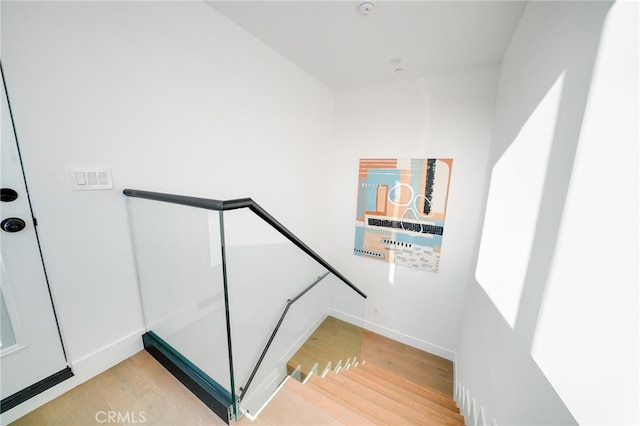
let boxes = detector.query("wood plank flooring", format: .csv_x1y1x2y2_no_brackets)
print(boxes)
288,316,455,396
11,318,460,425
361,328,454,396
9,351,227,426
253,316,462,425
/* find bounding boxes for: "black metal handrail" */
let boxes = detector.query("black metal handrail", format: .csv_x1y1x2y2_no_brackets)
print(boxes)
124,188,367,417
123,188,366,299
238,271,330,402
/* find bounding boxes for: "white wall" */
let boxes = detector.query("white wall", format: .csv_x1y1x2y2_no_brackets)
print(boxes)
5,1,635,425
0,1,334,422
2,4,500,420
326,67,498,358
456,1,639,425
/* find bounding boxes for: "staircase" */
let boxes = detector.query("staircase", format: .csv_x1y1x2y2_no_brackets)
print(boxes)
239,316,465,425
287,316,364,381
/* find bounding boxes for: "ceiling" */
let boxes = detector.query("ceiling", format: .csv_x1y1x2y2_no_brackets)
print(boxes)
205,1,527,91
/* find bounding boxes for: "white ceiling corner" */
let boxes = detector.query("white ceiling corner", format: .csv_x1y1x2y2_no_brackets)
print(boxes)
205,1,527,91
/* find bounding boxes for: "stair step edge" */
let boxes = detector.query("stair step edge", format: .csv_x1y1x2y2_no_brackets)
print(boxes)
321,370,463,426
340,365,465,422
307,374,420,425
359,362,461,412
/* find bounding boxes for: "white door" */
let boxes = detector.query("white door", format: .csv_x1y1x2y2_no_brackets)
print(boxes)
0,63,71,413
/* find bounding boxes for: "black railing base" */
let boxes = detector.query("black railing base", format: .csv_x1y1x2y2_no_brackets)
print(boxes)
142,332,234,424
1,367,74,413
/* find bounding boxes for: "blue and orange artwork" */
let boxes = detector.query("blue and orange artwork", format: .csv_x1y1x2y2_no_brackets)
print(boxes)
354,158,453,272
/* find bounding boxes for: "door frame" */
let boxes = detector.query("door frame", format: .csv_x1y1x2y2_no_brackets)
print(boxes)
0,60,73,414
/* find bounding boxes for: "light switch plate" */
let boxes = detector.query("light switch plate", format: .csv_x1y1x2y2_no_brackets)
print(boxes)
69,166,113,190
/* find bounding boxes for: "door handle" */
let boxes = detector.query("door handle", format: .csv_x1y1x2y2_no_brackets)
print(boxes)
1,188,19,202
1,218,26,233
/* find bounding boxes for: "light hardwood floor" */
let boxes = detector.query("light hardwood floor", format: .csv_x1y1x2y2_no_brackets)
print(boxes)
10,351,227,426
288,316,454,396
11,327,456,425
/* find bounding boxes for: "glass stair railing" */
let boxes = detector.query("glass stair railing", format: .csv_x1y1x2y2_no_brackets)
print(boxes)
124,189,366,423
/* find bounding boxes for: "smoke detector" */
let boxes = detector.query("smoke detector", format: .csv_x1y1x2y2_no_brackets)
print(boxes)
390,58,404,73
357,1,375,16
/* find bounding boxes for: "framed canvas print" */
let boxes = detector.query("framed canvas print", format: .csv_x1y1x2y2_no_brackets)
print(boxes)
354,158,453,272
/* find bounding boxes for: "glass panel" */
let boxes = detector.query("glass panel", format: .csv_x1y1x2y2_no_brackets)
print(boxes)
284,273,365,382
126,198,234,407
223,208,365,418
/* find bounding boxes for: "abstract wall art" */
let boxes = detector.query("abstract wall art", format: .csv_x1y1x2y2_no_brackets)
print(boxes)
354,158,453,272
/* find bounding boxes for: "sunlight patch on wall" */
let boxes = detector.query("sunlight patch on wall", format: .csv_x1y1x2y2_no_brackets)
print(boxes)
475,72,565,328
532,4,639,423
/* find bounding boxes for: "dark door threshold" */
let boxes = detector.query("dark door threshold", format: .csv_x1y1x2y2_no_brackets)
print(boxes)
1,367,74,413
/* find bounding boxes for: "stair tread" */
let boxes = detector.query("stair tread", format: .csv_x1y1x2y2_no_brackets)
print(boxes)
283,377,377,425
322,370,462,426
341,364,465,423
361,329,455,396
278,316,464,425
255,378,342,425
358,362,461,412
307,373,413,425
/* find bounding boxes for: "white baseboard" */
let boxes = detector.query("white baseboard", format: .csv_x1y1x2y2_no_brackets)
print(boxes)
360,319,457,362
1,329,144,425
324,309,456,362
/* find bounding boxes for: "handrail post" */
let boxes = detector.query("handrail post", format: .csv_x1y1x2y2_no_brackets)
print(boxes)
218,210,238,418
